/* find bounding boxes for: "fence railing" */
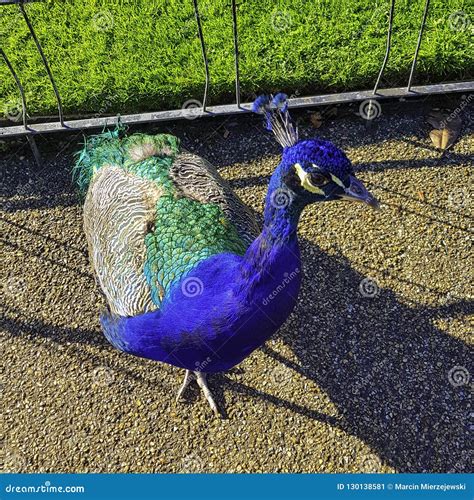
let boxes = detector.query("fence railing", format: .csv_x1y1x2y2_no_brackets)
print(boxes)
1,0,473,141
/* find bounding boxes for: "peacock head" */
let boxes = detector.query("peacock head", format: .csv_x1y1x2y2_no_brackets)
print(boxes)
253,94,379,210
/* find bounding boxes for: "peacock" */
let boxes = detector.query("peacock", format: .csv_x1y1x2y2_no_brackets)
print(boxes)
75,94,379,415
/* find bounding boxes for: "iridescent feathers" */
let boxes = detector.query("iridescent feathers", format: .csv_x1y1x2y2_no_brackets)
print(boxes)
76,130,259,316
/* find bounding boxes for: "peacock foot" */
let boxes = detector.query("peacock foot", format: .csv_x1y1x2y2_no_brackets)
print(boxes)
175,370,221,416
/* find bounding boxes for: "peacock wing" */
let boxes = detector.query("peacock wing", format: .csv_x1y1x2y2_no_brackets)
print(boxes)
80,132,259,317
144,151,260,307
83,165,162,317
169,151,260,246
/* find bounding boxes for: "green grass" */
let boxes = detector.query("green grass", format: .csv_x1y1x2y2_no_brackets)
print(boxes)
1,0,472,118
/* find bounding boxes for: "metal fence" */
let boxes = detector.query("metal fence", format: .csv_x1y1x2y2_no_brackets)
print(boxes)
1,0,473,141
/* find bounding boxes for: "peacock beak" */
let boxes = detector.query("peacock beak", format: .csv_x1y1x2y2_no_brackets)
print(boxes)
340,175,380,210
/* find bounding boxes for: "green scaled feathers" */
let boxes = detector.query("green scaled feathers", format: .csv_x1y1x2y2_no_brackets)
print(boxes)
144,197,247,305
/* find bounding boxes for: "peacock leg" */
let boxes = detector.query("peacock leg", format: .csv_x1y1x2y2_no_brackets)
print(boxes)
175,369,192,402
194,371,220,416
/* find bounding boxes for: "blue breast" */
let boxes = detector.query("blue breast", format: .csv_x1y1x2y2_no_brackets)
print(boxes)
102,239,301,372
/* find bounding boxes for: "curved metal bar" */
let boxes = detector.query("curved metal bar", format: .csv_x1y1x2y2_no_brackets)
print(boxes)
407,0,431,92
18,1,64,125
373,0,396,94
192,0,210,112
231,0,241,107
0,47,28,129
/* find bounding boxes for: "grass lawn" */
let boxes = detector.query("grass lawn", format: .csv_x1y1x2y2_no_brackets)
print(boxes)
0,0,472,119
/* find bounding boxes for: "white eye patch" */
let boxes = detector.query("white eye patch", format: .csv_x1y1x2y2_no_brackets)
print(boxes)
330,173,345,188
294,163,325,195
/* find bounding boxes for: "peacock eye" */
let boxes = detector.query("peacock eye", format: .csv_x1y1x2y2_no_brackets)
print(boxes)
309,172,329,186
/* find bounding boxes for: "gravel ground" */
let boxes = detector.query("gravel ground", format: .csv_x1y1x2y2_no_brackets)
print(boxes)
1,97,472,473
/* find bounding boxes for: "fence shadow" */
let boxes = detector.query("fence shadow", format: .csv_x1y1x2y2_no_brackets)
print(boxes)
2,231,471,472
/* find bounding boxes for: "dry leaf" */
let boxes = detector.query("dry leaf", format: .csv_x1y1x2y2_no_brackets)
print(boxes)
418,191,425,201
427,108,462,150
310,112,323,128
430,129,456,150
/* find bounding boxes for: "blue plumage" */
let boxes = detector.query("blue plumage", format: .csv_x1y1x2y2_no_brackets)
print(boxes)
81,94,379,413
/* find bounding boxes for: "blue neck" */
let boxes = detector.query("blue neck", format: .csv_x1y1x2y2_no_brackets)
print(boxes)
241,162,304,282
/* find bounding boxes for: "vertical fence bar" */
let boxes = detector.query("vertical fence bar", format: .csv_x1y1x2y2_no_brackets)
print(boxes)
231,0,241,107
0,48,28,129
192,0,210,112
407,0,430,92
18,1,65,125
373,0,396,94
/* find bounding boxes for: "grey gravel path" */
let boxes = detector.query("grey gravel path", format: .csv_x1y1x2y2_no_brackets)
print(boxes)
1,98,472,473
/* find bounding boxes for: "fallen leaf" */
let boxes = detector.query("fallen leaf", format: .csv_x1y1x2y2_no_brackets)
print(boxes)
427,108,462,150
430,129,456,150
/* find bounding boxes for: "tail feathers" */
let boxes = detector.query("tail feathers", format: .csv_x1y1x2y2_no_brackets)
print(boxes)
73,126,124,196
73,126,180,196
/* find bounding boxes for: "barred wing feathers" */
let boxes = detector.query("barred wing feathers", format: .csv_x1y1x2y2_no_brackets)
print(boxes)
83,166,162,316
80,132,259,317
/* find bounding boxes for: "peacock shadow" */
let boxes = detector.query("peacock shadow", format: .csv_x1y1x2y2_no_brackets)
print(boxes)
215,236,472,473
3,237,471,472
